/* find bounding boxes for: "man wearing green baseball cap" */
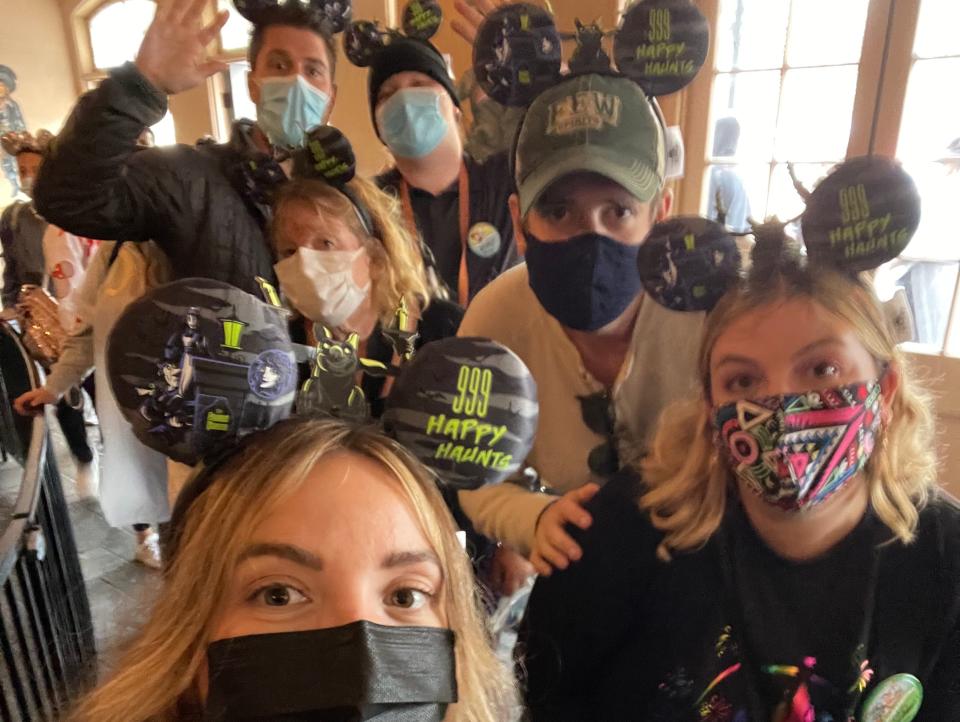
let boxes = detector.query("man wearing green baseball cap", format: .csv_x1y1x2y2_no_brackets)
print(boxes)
457,72,704,593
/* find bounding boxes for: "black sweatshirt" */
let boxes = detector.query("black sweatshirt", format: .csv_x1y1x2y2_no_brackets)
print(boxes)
520,471,960,721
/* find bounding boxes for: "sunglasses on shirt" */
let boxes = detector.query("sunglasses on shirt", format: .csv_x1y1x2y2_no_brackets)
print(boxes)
577,391,621,477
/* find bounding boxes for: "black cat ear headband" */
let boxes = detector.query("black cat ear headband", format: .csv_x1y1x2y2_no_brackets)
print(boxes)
234,0,353,34
342,0,444,68
636,155,923,313
291,124,378,237
106,277,539,555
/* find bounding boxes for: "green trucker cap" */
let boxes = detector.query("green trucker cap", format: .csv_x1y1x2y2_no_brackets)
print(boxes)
514,73,666,217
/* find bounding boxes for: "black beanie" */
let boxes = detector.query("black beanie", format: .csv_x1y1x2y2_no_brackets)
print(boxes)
368,37,460,140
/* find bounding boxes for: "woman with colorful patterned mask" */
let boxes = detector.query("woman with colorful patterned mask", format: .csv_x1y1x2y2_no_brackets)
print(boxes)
519,229,959,721
68,418,516,721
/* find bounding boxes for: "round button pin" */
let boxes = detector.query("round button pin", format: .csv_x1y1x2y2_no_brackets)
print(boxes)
467,222,502,258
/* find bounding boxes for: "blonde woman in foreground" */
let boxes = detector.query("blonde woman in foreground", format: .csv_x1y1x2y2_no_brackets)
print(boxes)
71,417,515,721
520,232,960,721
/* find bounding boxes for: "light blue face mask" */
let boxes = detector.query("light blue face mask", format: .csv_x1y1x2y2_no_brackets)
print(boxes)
376,87,449,159
257,75,330,149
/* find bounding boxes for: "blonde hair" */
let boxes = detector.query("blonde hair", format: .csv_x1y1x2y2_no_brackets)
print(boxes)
272,177,433,325
640,238,938,560
71,418,516,721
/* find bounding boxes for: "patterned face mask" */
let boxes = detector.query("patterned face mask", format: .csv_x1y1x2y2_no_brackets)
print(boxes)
712,380,883,511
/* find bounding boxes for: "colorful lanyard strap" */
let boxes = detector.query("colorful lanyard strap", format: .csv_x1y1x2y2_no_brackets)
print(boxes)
716,518,882,722
399,162,471,307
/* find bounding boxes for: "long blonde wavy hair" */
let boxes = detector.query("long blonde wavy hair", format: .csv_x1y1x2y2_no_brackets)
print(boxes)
640,239,938,561
272,176,433,324
70,418,516,721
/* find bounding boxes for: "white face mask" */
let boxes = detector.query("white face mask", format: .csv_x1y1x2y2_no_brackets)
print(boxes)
274,247,370,328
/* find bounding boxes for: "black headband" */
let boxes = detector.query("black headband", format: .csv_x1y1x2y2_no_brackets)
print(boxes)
291,125,377,237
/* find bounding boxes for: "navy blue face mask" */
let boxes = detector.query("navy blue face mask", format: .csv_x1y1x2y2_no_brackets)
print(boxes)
524,232,644,331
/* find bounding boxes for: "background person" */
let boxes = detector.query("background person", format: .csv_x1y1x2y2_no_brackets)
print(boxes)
33,0,338,294
272,173,463,416
367,37,518,305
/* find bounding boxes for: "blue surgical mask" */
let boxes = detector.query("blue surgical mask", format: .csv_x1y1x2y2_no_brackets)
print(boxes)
525,232,643,331
376,87,449,159
257,75,330,149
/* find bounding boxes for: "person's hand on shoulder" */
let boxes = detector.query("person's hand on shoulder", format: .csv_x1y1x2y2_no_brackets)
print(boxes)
530,483,600,576
135,0,229,95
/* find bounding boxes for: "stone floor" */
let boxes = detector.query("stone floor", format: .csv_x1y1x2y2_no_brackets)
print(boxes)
0,410,161,680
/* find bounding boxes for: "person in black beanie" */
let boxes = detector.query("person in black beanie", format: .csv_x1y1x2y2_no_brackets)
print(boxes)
369,37,518,305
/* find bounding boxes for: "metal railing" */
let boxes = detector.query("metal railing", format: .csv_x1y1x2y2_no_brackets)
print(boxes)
0,322,96,721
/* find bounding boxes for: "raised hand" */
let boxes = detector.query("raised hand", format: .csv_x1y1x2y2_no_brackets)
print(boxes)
451,0,509,46
135,0,230,95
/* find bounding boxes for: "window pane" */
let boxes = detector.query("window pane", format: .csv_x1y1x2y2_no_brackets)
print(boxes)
710,71,782,162
715,0,789,71
913,0,960,59
775,66,859,161
701,162,770,232
786,0,869,67
151,110,176,146
219,0,252,52
228,61,258,122
876,259,958,348
898,58,960,160
89,0,156,70
768,162,835,225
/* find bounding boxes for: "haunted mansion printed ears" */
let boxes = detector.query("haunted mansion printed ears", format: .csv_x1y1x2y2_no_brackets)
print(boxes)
472,0,710,108
636,155,922,313
107,280,539,490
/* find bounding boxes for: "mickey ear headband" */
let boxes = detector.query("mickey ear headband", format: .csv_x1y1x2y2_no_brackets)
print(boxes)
636,155,923,313
291,125,377,237
106,278,539,558
342,0,443,67
1,130,54,157
234,0,353,34
472,0,709,108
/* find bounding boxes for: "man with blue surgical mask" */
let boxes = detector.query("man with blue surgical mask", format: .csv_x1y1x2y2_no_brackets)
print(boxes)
368,38,518,305
33,0,337,295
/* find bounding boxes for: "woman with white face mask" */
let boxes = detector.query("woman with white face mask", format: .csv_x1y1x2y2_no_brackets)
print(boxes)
271,175,464,417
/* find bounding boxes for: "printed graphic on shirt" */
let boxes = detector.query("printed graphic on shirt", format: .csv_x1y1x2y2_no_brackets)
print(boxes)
467,221,502,258
653,626,889,721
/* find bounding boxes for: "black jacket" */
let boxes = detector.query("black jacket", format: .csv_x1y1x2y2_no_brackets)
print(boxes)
33,63,278,297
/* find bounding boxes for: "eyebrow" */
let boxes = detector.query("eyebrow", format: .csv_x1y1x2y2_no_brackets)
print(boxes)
713,337,846,369
236,545,442,573
382,550,442,571
791,336,844,359
238,543,324,571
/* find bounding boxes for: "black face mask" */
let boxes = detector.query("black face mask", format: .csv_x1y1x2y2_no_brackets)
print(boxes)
524,232,643,331
203,620,457,721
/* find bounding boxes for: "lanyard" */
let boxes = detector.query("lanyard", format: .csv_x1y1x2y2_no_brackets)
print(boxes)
716,514,882,722
399,163,471,307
